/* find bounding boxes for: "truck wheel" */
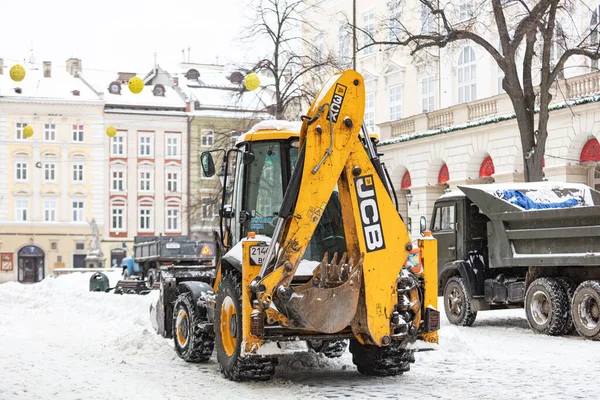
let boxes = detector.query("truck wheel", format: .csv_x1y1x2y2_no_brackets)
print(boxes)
443,276,477,326
215,271,277,381
349,340,414,376
556,277,577,335
571,280,600,340
525,277,569,336
307,339,347,358
173,292,214,362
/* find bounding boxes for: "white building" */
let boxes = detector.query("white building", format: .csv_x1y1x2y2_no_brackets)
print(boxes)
81,66,189,266
302,1,600,236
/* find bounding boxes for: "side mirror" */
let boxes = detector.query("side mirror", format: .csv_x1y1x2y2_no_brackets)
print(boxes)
200,152,216,177
420,216,427,236
242,151,255,165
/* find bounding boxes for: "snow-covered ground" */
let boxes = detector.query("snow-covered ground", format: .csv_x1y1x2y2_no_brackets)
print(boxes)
1,272,599,400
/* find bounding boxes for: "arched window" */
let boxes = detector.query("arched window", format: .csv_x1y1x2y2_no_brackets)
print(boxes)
458,46,476,103
479,156,495,178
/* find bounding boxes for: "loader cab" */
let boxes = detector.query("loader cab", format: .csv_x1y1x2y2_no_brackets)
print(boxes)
219,129,347,262
430,192,489,278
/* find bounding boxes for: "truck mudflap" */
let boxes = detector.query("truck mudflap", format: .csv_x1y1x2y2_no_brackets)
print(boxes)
457,252,487,297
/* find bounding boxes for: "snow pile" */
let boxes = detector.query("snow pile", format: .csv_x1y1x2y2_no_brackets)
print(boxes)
247,120,302,133
524,188,580,204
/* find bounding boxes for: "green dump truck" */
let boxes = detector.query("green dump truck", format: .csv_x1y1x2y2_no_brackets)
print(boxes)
429,182,600,340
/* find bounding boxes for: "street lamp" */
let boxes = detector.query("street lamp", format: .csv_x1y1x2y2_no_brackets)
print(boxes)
405,190,413,206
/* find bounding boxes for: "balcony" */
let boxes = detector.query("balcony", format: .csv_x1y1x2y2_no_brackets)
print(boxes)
379,71,600,143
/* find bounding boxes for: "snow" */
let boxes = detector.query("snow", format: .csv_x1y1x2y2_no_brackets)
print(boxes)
2,272,600,399
247,120,303,133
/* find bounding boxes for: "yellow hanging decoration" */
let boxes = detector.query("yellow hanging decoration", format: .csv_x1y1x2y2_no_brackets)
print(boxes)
128,76,144,94
106,126,117,138
10,64,26,82
23,125,34,138
244,73,260,91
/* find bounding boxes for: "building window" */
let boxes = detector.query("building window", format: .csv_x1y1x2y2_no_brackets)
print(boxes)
111,207,125,231
361,11,375,56
139,171,152,192
15,198,29,221
167,172,179,192
166,208,180,231
72,124,84,142
44,199,57,222
166,136,180,158
111,135,125,157
139,135,153,157
201,198,213,220
389,85,402,121
15,122,29,140
111,170,125,192
591,6,600,70
421,76,435,113
388,0,402,42
338,23,351,63
421,2,434,33
72,201,84,222
72,164,84,183
44,123,57,141
139,207,152,231
458,46,477,103
201,130,214,147
364,92,375,131
15,162,28,182
43,162,56,182
458,0,474,21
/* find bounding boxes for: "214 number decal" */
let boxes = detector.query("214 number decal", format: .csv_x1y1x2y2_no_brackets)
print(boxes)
249,245,269,266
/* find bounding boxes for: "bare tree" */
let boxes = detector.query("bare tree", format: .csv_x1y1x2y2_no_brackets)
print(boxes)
356,0,600,182
242,0,342,120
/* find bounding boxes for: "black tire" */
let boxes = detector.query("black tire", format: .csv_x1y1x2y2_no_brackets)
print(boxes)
173,292,214,362
215,271,277,381
307,339,348,358
571,280,600,340
556,277,577,335
443,276,477,326
349,340,414,376
525,277,569,336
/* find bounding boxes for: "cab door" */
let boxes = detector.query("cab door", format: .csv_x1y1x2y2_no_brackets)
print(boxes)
431,202,457,276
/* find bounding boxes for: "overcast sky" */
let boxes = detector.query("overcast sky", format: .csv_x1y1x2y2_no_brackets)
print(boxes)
2,0,257,74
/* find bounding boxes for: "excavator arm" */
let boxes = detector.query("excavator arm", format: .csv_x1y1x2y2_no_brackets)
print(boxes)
250,70,415,346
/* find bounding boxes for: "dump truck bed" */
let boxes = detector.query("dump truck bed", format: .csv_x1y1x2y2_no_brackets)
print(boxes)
457,182,600,269
133,236,214,264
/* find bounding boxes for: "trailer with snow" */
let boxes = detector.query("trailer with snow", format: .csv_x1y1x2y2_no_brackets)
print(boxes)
429,182,600,339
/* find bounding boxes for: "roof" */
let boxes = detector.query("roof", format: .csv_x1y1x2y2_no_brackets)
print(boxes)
236,120,301,144
0,63,102,103
80,69,186,110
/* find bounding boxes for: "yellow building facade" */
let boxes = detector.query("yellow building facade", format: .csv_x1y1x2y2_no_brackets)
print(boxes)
0,61,109,283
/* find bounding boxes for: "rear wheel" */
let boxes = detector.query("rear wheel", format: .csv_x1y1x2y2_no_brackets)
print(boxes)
349,340,414,376
443,276,477,326
556,277,577,335
571,280,600,340
525,277,569,336
215,271,277,381
173,292,214,362
307,339,347,358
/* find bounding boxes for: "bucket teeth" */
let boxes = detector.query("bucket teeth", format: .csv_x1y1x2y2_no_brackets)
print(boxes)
313,251,363,288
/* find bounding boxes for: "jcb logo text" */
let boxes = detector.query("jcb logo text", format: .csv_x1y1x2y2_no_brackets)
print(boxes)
354,175,386,252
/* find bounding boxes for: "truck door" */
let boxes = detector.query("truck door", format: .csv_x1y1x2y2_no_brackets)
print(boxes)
431,202,457,274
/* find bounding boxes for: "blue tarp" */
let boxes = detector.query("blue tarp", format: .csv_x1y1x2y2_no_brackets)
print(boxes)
496,190,580,210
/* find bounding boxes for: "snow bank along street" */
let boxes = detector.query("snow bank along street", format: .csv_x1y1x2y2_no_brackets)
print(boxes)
1,272,599,400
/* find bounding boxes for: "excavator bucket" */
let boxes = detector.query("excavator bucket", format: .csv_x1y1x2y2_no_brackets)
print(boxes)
280,252,363,333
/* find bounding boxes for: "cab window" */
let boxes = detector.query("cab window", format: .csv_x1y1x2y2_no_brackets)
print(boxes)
433,205,455,231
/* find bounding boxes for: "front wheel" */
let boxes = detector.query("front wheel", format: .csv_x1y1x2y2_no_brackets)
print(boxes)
173,292,214,362
215,271,276,381
443,276,477,326
571,280,600,340
525,277,569,336
349,340,414,376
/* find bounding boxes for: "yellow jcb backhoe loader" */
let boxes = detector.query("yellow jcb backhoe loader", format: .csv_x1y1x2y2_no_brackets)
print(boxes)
155,70,439,381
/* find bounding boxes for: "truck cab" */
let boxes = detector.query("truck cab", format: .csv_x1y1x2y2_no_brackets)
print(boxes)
430,192,489,292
